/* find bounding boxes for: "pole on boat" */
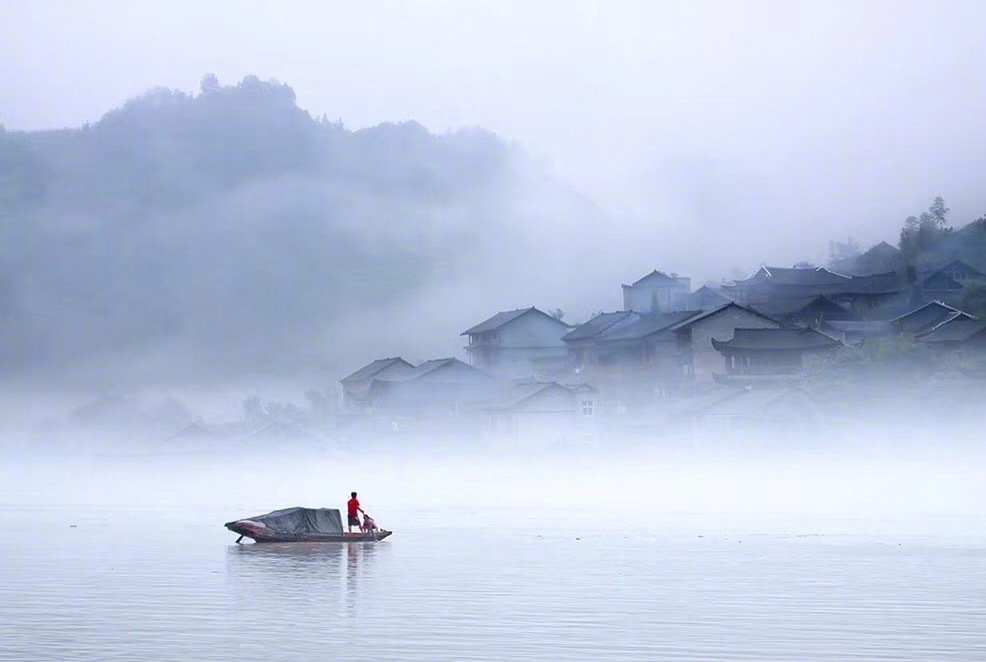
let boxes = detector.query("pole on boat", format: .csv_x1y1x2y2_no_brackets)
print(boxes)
236,535,244,544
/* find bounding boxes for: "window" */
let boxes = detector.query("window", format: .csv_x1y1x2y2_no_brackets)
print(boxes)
580,400,594,416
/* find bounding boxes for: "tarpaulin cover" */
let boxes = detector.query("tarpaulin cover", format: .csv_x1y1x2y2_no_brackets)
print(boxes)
239,507,343,535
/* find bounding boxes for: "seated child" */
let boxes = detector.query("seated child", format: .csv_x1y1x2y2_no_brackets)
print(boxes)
360,514,378,532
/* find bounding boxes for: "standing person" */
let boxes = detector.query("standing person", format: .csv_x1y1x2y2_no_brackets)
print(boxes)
347,492,364,533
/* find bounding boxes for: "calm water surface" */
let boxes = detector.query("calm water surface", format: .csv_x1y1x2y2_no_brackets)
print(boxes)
2,503,985,660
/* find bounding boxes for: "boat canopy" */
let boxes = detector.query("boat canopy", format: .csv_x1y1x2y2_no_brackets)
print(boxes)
236,507,344,536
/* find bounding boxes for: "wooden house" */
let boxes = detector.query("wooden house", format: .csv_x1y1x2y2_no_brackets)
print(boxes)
484,381,597,443
711,328,842,378
668,303,779,381
462,307,571,378
340,357,416,411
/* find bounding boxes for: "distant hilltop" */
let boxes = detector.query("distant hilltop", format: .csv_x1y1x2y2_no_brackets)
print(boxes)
1,76,983,389
0,75,607,384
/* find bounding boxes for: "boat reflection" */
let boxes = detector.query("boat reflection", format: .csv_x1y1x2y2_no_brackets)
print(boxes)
229,541,349,559
226,541,382,607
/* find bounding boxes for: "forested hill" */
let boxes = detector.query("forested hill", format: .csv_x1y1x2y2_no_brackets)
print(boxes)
2,75,511,210
0,76,608,385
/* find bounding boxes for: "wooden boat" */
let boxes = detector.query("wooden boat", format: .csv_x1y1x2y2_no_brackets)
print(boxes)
225,507,392,543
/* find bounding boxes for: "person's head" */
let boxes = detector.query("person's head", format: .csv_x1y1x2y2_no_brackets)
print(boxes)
351,492,357,498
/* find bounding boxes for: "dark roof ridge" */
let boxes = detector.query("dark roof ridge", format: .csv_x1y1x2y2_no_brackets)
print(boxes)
562,310,637,341
340,356,414,383
626,269,677,287
462,306,564,336
669,301,777,330
890,300,964,322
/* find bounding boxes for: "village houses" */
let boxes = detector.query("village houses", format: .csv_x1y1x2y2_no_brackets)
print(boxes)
339,257,985,436
461,307,570,378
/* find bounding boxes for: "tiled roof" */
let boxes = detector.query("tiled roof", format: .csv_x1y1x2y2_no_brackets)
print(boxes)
921,272,963,291
738,266,851,286
868,241,901,256
920,259,986,280
340,357,414,383
916,316,986,344
711,328,841,352
890,301,976,334
373,357,490,383
410,357,473,379
687,286,734,307
841,271,907,294
602,310,702,341
822,320,895,336
751,295,848,318
562,311,638,342
629,270,677,287
668,302,777,330
463,307,560,335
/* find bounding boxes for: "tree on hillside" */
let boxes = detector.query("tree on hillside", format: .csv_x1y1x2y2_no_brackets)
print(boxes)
899,196,952,262
199,73,220,95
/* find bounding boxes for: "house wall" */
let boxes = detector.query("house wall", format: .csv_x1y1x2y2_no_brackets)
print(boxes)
491,387,590,444
725,351,806,374
571,335,685,408
370,363,493,415
622,279,691,313
689,288,732,311
684,308,780,381
467,312,569,378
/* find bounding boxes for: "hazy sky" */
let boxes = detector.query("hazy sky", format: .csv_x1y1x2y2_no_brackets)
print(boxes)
4,0,986,264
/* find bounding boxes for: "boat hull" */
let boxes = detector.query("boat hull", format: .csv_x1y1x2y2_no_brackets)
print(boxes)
225,520,392,543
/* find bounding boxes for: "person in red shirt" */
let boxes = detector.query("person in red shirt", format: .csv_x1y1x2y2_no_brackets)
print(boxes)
347,492,364,533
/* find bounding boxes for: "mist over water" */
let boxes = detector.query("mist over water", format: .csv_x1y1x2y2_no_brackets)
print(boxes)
4,1,986,659
3,430,986,660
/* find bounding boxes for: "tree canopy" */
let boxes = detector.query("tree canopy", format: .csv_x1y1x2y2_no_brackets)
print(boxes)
0,76,602,384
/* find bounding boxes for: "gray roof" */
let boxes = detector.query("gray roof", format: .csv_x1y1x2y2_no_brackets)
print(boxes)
737,266,851,287
562,311,638,342
752,295,849,318
822,320,895,336
670,302,777,330
627,270,677,287
921,271,963,291
942,259,985,277
890,301,976,334
565,310,703,343
842,271,907,294
917,317,986,344
712,328,841,352
920,259,986,279
793,295,850,317
367,358,491,388
341,357,414,383
869,241,901,256
401,357,486,381
602,310,702,341
462,307,559,335
688,285,734,306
